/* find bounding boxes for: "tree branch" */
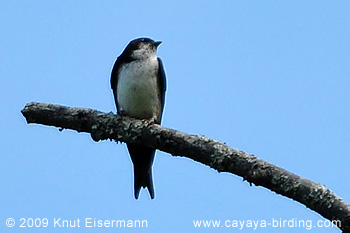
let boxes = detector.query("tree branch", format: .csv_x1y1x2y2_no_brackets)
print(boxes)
21,102,350,232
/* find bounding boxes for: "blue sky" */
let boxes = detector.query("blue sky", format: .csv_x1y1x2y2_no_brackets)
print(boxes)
1,1,349,232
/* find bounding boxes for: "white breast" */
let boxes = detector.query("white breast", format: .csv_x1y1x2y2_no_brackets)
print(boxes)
117,57,161,120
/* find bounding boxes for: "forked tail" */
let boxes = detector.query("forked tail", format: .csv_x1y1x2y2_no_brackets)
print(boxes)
127,144,155,199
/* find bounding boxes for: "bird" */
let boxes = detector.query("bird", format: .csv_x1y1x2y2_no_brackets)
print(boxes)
110,38,166,199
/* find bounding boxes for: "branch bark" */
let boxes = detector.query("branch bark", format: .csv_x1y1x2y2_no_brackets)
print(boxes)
21,102,350,232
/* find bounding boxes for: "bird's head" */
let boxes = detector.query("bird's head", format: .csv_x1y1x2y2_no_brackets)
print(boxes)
123,37,162,60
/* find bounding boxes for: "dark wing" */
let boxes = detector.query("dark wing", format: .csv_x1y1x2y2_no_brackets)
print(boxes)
111,51,137,114
110,56,121,113
157,57,167,124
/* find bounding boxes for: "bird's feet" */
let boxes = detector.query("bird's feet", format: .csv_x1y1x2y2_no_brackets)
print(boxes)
142,116,158,126
119,110,127,116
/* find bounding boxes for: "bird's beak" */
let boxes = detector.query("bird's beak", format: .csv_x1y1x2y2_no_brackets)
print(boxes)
154,41,162,48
